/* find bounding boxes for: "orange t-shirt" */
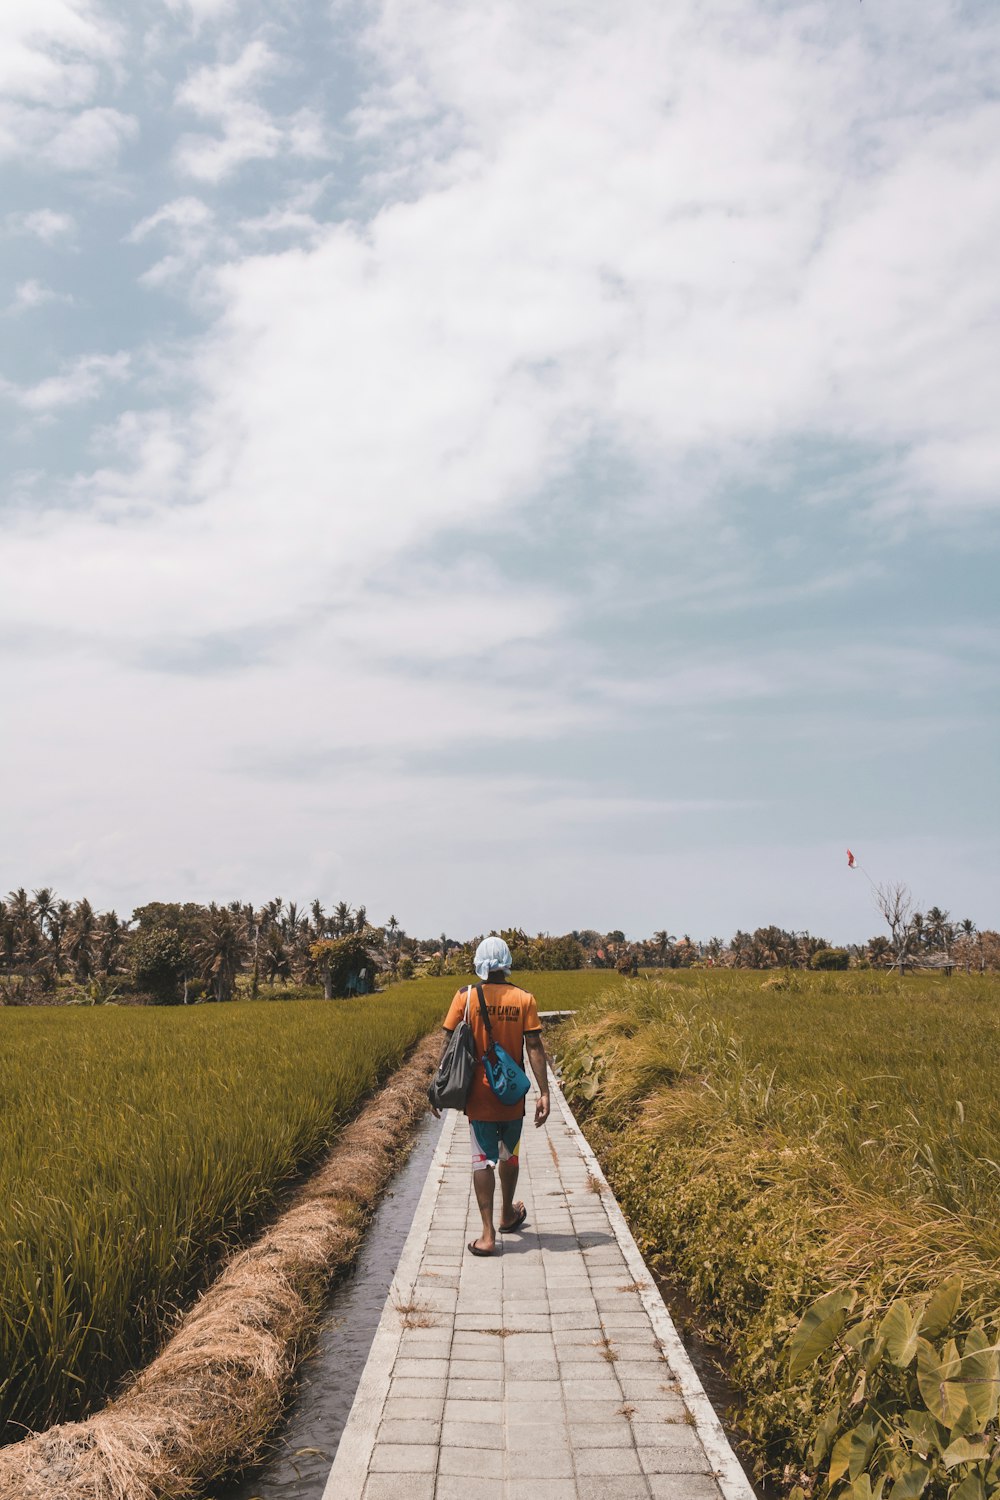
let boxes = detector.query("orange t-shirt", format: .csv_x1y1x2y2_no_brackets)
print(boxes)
443,981,542,1122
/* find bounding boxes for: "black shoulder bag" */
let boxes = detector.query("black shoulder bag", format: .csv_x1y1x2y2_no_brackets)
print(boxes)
427,990,478,1111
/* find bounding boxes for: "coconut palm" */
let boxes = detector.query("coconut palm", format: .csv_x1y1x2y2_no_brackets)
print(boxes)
262,926,291,987
66,899,98,983
925,906,950,953
195,906,250,1002
7,889,37,965
94,911,127,975
32,888,57,943
652,930,675,966
49,899,72,970
0,901,15,973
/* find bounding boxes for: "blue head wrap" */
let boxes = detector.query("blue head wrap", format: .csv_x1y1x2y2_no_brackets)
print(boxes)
474,936,513,980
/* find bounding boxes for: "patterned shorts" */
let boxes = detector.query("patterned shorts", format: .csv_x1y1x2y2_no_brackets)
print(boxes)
469,1118,523,1170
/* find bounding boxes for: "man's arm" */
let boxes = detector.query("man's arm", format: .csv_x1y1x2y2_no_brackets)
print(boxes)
525,1032,550,1126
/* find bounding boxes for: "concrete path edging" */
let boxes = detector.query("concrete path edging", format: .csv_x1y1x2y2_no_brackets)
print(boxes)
550,1077,757,1500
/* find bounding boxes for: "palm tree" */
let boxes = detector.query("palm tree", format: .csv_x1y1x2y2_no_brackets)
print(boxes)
7,888,32,925
94,910,127,974
652,930,675,967
195,906,250,1002
66,899,97,983
0,900,15,973
49,898,72,971
7,889,37,965
954,918,978,973
333,901,352,936
262,926,291,987
32,888,57,944
925,906,950,952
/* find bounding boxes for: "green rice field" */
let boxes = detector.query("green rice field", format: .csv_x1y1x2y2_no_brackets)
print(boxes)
0,989,450,1441
0,968,604,1444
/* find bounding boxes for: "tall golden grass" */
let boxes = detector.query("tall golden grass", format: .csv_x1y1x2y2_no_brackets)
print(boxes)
567,969,1000,1242
0,991,444,1443
557,970,1000,1490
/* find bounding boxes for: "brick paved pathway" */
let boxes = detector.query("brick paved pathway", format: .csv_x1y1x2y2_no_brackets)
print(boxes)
323,1077,756,1500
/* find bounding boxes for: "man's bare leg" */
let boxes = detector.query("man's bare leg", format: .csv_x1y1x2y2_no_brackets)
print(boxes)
471,1166,496,1253
498,1156,524,1229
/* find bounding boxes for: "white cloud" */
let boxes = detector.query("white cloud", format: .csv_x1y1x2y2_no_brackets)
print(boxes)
128,197,213,240
0,2,133,171
341,0,1000,516
3,207,77,242
176,36,276,113
172,39,330,181
162,0,237,25
5,0,1000,642
43,104,136,170
4,278,73,314
1,350,129,413
126,195,223,285
0,1,117,105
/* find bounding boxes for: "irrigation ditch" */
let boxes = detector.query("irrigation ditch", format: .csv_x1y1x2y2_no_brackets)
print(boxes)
649,1272,778,1500
216,1108,443,1500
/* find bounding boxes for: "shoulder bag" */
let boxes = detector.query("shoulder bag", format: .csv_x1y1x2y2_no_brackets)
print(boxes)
427,991,478,1111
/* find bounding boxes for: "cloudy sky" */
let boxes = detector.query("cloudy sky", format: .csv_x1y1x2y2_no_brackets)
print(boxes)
2,0,998,943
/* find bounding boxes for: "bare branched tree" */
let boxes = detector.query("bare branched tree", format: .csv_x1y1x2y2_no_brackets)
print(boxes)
875,881,914,971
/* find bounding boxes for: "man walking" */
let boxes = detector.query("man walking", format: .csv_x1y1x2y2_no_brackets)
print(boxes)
434,936,550,1256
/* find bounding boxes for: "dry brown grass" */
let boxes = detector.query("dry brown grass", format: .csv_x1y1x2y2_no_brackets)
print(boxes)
0,1034,441,1500
392,1300,437,1330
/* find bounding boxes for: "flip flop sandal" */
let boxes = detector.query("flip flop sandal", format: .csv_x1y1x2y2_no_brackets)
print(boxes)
500,1204,528,1233
467,1241,495,1257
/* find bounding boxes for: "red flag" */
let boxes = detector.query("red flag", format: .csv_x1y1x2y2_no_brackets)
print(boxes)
847,849,856,868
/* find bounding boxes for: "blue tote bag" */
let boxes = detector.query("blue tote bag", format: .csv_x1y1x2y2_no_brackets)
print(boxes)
472,983,531,1106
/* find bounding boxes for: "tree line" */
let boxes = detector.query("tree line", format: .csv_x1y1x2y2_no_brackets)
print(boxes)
1,888,996,1006
0,892,387,1004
